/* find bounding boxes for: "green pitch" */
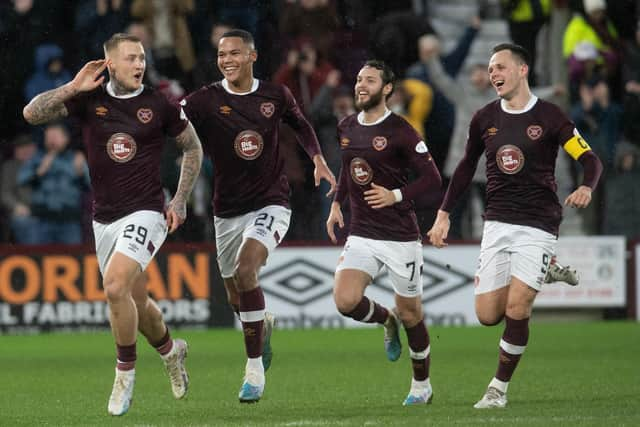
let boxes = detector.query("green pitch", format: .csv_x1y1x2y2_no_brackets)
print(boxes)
1,321,638,426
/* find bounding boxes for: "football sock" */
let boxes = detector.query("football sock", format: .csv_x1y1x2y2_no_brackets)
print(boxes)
151,327,173,357
239,287,265,358
495,315,529,384
405,319,431,381
341,297,389,324
116,343,137,371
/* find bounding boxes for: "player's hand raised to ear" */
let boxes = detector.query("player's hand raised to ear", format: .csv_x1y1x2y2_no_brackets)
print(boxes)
427,209,450,248
70,59,110,93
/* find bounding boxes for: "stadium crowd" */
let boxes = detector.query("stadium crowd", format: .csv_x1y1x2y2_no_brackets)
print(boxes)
1,0,640,245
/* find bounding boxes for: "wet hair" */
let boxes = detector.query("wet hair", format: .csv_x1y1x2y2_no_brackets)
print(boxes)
103,33,142,54
363,59,395,99
492,43,531,67
220,29,255,49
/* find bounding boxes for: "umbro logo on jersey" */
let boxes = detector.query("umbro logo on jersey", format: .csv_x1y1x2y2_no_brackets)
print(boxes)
340,137,350,147
219,105,232,115
95,106,108,116
487,127,498,136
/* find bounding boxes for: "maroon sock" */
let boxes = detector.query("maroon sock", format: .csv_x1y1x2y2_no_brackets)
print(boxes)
341,297,389,324
239,287,265,358
116,343,136,371
405,319,431,381
151,327,173,356
495,316,529,382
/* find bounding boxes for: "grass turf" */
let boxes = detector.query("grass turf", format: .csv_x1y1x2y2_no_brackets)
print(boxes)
1,321,638,426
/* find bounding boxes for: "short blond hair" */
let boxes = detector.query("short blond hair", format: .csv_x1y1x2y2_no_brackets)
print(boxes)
103,33,142,55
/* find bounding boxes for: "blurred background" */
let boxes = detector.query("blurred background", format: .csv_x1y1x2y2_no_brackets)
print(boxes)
0,0,638,332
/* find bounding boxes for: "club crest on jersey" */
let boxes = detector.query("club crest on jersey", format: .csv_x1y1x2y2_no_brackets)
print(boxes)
340,137,350,148
107,133,137,163
496,144,524,175
350,157,373,185
527,125,543,140
137,108,153,124
95,106,108,116
234,130,264,160
260,102,275,118
372,136,387,151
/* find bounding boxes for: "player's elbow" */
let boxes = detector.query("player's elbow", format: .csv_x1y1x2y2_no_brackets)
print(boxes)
23,105,36,124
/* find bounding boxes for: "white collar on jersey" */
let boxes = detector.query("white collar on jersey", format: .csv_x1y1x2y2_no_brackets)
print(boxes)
106,81,144,99
357,108,392,126
500,94,538,114
221,78,260,95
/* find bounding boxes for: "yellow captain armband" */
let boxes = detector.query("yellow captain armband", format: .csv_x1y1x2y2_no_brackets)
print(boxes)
563,134,592,160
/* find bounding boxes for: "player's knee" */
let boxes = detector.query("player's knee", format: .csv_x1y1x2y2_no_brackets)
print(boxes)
505,302,530,319
396,307,421,326
477,312,504,326
103,278,130,302
333,291,359,316
233,263,257,291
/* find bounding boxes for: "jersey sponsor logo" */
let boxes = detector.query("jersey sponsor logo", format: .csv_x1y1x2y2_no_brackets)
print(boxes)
137,108,153,124
496,144,524,175
349,157,373,185
415,141,428,153
234,130,264,160
219,105,232,115
106,133,137,163
95,106,108,116
527,125,543,140
372,136,387,151
260,102,275,118
340,137,350,148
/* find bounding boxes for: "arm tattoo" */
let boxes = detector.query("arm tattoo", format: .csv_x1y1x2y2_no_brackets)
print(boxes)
23,84,77,125
173,122,204,204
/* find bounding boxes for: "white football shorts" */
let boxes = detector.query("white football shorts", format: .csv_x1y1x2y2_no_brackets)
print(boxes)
93,210,168,275
214,205,291,278
336,235,423,298
475,220,556,294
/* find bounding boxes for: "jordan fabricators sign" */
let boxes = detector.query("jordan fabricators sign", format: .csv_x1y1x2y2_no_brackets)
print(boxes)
0,245,223,333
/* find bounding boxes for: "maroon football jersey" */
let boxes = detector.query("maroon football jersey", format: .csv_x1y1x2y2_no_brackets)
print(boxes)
64,84,188,223
181,79,321,217
335,111,440,241
442,97,577,236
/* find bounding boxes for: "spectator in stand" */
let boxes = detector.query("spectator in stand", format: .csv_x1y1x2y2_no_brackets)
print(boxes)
622,23,640,146
368,10,434,80
273,41,337,116
17,123,90,244
130,0,196,81
501,0,552,86
279,0,340,61
570,76,622,233
563,0,623,99
24,44,72,107
74,0,131,64
387,79,433,139
190,22,233,90
406,16,482,173
604,142,640,238
0,134,38,244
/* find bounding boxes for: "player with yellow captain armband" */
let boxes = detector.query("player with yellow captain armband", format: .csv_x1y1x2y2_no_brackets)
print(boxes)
427,43,603,410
